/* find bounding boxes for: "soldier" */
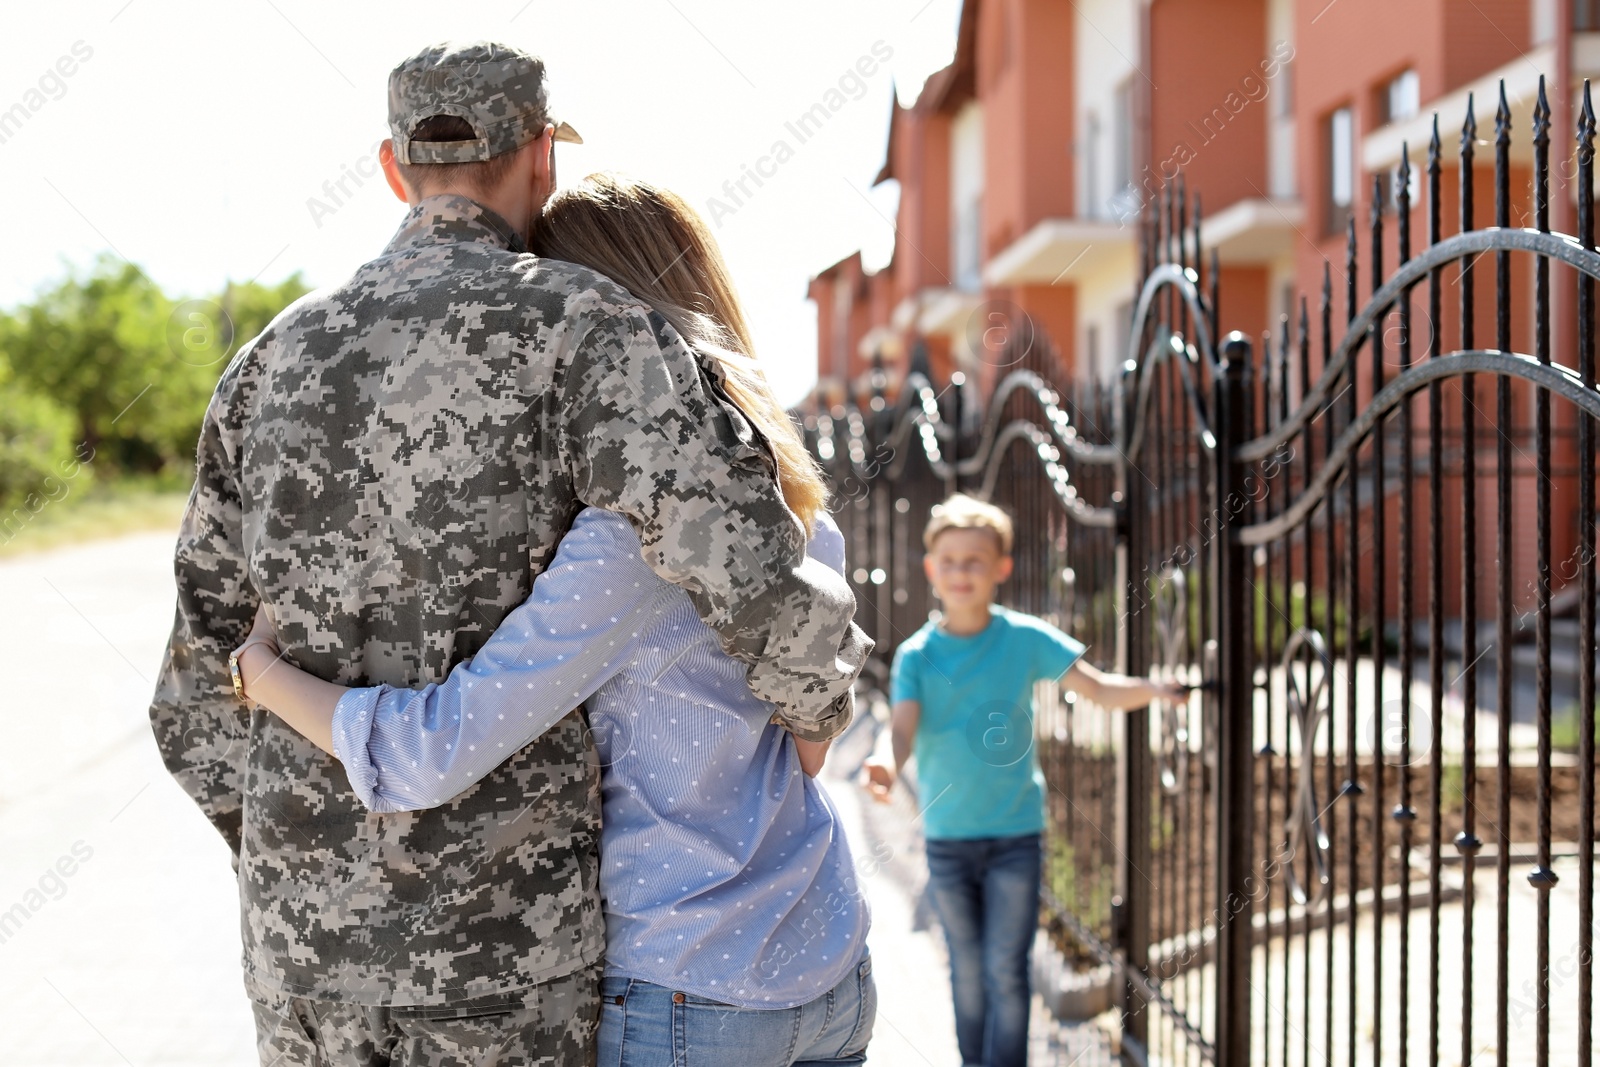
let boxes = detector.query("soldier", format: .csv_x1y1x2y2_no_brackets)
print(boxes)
148,40,870,1065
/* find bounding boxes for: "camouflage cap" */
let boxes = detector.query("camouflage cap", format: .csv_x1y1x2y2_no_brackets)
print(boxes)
389,40,582,164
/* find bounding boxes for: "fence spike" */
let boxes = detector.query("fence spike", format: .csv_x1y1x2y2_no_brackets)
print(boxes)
1585,78,1598,144
1298,295,1311,406
1345,216,1358,326
1534,75,1552,156
1177,173,1188,262
1496,80,1512,149
1210,247,1221,336
1399,140,1414,267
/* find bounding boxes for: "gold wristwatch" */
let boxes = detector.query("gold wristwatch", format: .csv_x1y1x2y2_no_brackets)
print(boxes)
228,636,278,701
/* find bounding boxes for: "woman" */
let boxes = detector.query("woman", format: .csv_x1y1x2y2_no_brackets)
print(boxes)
231,173,874,1067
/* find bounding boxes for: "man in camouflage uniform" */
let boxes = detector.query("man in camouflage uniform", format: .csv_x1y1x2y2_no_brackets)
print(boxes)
149,40,870,1066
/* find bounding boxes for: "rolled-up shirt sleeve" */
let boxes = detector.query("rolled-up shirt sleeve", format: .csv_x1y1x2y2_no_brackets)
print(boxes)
332,508,666,812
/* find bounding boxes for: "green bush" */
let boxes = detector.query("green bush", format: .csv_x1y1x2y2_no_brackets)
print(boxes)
1046,838,1114,923
1553,702,1600,755
1252,577,1370,659
0,384,86,535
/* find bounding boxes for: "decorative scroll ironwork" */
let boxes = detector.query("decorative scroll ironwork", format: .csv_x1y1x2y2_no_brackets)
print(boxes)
806,75,1596,1067
1280,628,1334,908
1151,566,1191,797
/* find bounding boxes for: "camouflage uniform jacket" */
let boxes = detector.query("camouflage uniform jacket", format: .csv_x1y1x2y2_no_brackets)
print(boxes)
148,194,871,1005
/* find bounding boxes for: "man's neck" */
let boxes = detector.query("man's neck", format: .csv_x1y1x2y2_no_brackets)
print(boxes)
414,187,532,247
938,603,994,637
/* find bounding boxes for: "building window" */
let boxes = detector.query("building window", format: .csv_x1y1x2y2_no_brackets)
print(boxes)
1112,80,1133,194
1108,79,1139,223
951,101,985,292
1269,54,1297,200
1378,69,1419,125
1325,106,1354,236
1083,111,1100,219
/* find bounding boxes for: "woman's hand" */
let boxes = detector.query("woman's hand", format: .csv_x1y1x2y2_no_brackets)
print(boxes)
234,605,283,702
228,605,344,756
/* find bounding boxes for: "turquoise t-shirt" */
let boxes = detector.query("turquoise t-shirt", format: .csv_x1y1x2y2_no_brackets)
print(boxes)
889,605,1086,841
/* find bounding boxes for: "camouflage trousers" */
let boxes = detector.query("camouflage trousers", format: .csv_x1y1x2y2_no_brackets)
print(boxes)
249,962,601,1067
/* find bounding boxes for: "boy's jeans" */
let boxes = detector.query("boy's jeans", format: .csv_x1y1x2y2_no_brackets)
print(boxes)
597,953,875,1066
924,832,1043,1067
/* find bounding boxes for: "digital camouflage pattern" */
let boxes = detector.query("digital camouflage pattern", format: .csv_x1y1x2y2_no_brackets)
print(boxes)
149,194,870,1005
389,41,581,165
248,960,600,1065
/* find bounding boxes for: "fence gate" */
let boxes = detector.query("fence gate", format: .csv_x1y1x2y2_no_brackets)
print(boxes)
808,78,1596,1066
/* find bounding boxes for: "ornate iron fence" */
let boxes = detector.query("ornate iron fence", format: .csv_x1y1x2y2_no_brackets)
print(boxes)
807,78,1596,1066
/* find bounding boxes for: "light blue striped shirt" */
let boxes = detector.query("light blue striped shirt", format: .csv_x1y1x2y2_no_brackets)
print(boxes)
331,506,869,1008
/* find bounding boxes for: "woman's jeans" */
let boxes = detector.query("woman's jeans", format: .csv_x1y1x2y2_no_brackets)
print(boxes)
924,832,1043,1067
597,954,876,1067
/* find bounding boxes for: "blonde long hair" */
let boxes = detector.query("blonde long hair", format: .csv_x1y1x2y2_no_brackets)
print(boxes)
531,172,828,531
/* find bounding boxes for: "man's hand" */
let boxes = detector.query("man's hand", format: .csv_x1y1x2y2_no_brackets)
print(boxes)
861,759,895,803
794,737,831,778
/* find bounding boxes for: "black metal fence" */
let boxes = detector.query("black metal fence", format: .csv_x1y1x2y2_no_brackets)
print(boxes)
807,79,1596,1066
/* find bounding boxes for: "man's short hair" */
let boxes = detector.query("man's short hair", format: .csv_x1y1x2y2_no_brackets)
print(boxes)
923,494,1014,555
394,115,524,196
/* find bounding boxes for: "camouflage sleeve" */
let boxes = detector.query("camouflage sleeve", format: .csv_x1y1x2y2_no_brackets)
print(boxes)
148,388,255,857
560,300,872,742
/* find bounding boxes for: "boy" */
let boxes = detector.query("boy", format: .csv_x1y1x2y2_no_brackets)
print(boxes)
863,494,1183,1067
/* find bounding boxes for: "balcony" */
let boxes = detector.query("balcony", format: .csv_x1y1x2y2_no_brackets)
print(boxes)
981,217,1137,288
907,288,986,339
1200,198,1305,265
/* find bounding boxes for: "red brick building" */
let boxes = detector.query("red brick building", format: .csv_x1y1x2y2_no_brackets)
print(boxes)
811,0,1597,399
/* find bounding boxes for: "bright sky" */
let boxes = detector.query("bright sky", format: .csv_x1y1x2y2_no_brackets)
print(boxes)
1,1,962,406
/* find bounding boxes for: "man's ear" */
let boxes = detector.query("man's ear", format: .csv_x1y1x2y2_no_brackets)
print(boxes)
995,555,1014,584
378,140,413,205
529,124,556,210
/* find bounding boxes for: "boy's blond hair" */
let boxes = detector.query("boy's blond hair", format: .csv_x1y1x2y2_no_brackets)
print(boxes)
923,494,1014,555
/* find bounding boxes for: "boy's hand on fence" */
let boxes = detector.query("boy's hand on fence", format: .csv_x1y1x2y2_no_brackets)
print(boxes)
1149,679,1192,704
861,759,895,803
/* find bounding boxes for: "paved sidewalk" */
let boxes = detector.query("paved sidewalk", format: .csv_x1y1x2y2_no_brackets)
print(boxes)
821,716,1119,1067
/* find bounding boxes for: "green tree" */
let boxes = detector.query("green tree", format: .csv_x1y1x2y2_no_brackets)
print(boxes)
0,349,78,522
0,256,170,467
155,273,311,467
0,257,308,476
